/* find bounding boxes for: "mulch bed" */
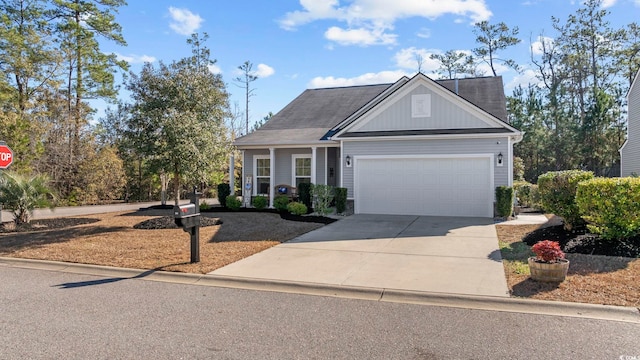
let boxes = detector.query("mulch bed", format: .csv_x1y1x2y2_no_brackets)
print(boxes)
522,224,640,258
0,218,100,233
145,204,339,225
133,216,222,230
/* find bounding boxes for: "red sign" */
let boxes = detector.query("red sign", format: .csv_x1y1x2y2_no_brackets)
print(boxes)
0,143,13,169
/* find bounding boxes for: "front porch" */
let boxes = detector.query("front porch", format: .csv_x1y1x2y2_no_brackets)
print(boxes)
240,146,341,207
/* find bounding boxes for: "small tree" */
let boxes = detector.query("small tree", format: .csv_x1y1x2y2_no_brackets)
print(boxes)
0,171,56,225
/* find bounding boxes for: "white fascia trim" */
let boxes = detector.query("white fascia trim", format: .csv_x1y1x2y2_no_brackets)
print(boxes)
333,132,518,142
237,143,339,150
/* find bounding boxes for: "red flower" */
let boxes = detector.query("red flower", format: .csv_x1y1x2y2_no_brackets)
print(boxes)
531,240,565,263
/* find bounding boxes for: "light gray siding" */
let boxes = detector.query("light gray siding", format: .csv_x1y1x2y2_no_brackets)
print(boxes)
621,73,640,176
353,84,500,132
341,137,510,198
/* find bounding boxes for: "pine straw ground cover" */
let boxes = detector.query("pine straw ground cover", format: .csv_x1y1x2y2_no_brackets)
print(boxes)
0,210,323,274
496,217,640,307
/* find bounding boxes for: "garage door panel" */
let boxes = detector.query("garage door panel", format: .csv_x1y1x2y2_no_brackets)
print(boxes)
355,157,492,217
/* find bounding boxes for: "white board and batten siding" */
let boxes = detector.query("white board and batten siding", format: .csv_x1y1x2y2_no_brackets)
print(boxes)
621,71,640,176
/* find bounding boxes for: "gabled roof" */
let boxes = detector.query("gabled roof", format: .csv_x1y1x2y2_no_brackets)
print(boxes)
437,76,508,122
234,75,515,147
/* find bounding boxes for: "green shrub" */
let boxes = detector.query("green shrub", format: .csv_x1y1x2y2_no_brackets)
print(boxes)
287,201,307,216
576,177,640,240
225,195,241,210
537,170,594,230
252,195,268,210
298,182,312,210
199,201,211,211
529,184,542,210
335,187,347,214
513,181,531,207
495,186,514,217
312,184,334,216
217,183,231,208
274,195,290,212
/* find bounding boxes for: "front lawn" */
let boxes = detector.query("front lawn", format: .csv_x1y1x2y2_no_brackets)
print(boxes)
496,220,640,307
0,210,324,274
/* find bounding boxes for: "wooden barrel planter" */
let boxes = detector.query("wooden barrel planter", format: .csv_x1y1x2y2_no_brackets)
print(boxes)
528,258,570,282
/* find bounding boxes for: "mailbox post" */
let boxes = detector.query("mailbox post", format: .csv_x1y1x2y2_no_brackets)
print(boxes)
173,187,202,263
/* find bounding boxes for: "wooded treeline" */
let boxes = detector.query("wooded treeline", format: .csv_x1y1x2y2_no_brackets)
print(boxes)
1,0,639,204
0,0,235,204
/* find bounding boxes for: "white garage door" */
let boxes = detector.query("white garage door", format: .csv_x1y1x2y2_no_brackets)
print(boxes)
355,156,493,217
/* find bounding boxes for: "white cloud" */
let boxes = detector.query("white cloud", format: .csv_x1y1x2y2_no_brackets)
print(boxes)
308,70,410,88
393,47,445,73
168,7,203,35
416,28,431,39
280,0,491,46
530,36,554,56
254,64,275,78
600,0,617,8
505,68,543,93
208,64,222,74
325,25,397,46
115,53,157,64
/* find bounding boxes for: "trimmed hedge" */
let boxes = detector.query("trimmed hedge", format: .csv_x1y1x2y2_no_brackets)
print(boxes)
537,170,594,230
495,186,514,217
335,187,347,214
225,195,241,210
287,201,307,216
513,181,542,210
252,195,268,210
217,183,231,208
274,195,290,212
576,177,640,240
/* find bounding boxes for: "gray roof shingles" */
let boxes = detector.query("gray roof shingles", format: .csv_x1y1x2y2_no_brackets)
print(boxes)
234,76,510,147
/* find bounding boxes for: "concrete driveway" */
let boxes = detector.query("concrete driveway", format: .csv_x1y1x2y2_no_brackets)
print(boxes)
211,214,509,297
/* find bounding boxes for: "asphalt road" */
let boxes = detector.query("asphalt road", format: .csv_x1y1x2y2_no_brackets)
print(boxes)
1,266,638,359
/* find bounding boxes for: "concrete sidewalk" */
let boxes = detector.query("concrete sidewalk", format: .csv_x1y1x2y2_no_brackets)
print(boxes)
211,214,510,297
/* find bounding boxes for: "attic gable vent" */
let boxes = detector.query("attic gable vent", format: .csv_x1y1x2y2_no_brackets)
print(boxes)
411,94,431,118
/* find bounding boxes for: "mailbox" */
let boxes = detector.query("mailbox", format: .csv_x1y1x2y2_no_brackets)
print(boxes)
173,187,203,263
173,204,200,230
174,203,197,218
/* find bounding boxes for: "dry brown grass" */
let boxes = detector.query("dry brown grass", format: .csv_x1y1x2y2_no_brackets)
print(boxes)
496,223,640,307
0,211,323,274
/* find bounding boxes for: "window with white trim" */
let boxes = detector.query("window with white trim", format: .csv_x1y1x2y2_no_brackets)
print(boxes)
292,154,311,187
254,155,270,195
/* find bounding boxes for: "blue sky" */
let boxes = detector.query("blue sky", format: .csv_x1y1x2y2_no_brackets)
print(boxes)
98,0,640,131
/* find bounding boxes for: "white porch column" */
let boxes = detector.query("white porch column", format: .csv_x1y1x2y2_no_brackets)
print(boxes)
269,147,275,208
311,146,317,185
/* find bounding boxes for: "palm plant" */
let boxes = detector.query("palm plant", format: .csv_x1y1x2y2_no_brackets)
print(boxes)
0,171,56,225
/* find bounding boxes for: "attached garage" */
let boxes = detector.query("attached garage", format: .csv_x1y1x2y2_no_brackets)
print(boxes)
354,155,494,217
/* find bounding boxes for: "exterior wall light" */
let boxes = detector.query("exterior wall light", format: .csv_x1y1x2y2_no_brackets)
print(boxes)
497,152,504,167
345,155,352,168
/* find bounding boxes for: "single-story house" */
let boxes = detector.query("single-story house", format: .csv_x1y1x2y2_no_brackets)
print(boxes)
233,73,522,217
620,69,640,176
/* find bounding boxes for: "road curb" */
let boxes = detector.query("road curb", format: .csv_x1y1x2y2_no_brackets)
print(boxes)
2,256,638,323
